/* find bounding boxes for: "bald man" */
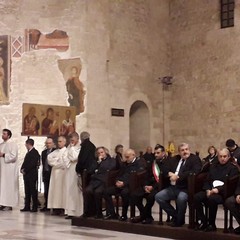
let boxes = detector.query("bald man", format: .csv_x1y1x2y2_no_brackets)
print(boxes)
104,149,145,221
194,148,239,232
47,136,68,215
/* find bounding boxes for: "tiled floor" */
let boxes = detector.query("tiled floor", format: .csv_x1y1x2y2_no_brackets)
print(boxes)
0,207,171,240
0,202,237,240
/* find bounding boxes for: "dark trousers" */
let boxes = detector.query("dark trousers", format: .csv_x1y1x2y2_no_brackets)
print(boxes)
84,184,104,216
225,196,240,225
43,172,51,208
24,177,38,210
131,189,157,219
194,191,223,226
104,186,130,217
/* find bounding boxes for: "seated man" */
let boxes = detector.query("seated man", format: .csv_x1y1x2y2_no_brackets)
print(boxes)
194,148,239,232
131,144,169,224
83,147,116,219
225,178,240,235
104,149,145,221
155,143,202,227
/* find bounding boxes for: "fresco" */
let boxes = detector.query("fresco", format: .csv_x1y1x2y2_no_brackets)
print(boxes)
58,58,85,115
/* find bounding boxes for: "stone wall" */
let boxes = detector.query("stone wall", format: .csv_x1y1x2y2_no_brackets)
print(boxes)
0,0,170,173
169,0,240,156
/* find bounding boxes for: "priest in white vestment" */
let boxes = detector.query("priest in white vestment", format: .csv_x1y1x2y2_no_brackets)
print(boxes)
47,136,67,213
64,132,83,218
0,129,18,210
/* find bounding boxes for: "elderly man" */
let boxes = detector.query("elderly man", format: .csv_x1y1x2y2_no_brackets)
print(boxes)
104,149,145,221
40,137,56,212
83,146,116,219
75,131,96,175
64,132,82,219
0,129,18,211
194,148,239,232
155,143,202,227
47,136,67,215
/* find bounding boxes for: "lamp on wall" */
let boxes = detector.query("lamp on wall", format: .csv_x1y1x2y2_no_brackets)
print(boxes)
157,76,173,145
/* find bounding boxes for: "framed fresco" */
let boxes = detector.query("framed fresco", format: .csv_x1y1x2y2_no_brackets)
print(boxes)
22,103,76,138
0,35,11,104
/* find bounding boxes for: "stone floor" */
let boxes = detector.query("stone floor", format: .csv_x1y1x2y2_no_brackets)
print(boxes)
0,202,237,240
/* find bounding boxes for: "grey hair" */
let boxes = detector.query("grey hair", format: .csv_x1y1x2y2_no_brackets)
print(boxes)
178,143,189,151
80,131,90,140
218,148,230,157
69,132,79,139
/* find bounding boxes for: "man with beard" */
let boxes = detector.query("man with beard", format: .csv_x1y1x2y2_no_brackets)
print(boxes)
155,143,202,227
131,144,169,224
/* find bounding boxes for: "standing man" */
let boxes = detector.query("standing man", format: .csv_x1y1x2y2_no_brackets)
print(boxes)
0,129,18,210
20,138,40,212
40,137,56,212
75,131,96,175
47,136,67,215
64,132,82,218
155,143,202,227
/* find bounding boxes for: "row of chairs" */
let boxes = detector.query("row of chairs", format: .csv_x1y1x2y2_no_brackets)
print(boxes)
81,165,239,233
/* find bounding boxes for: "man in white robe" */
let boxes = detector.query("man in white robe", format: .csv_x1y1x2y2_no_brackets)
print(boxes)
64,132,83,218
0,129,18,210
47,136,67,215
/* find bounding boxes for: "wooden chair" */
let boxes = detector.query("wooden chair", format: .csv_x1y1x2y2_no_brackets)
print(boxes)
223,174,240,233
188,171,208,229
129,170,147,218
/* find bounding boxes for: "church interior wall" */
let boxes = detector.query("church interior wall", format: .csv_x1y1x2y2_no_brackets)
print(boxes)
0,0,170,198
169,0,240,156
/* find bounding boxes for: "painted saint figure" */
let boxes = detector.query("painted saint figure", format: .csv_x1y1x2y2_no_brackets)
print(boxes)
41,108,59,137
66,66,85,115
60,109,75,137
0,57,7,101
23,106,40,135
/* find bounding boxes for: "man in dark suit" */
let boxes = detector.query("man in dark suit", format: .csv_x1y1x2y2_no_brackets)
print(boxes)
75,131,96,175
20,138,40,212
83,147,116,218
40,137,56,212
155,143,202,227
131,144,169,224
104,149,145,221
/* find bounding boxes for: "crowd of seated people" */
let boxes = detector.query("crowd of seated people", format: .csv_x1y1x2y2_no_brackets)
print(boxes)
77,138,240,235
18,131,240,236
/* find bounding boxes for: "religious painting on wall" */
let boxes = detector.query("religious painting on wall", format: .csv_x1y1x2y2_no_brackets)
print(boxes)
25,29,69,52
22,103,76,138
0,35,10,104
58,58,86,115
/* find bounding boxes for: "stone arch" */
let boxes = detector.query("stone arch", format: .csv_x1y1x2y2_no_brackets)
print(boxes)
129,100,150,156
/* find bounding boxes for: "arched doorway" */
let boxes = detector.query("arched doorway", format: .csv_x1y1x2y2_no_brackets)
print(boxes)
129,100,150,156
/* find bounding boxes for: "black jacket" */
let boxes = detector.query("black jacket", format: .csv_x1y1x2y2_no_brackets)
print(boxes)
75,138,96,174
167,153,202,190
144,156,169,189
21,148,40,180
117,157,145,187
41,148,56,181
89,155,116,189
203,161,239,195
